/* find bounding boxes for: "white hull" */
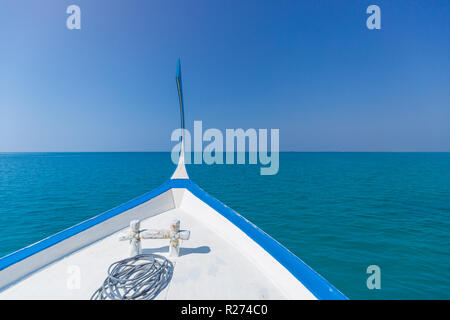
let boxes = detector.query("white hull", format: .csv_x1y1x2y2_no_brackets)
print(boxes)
0,178,346,300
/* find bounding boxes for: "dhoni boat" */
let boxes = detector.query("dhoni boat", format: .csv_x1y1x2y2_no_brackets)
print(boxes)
0,60,347,300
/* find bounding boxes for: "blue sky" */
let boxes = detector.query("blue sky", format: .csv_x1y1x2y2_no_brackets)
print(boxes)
0,0,449,152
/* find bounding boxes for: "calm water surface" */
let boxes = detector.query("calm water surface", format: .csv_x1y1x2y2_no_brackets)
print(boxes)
0,152,449,299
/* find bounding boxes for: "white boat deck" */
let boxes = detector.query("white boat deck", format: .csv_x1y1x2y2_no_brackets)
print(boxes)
0,206,288,299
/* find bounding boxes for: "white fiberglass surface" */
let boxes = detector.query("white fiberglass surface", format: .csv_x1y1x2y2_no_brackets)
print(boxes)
0,208,286,299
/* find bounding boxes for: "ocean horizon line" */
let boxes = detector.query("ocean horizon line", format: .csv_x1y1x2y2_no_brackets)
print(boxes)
1,151,449,154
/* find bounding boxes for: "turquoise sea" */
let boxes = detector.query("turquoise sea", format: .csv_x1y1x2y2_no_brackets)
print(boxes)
0,152,449,299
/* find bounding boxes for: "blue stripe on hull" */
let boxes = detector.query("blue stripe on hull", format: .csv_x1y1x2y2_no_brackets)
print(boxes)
0,181,174,272
0,178,347,300
171,179,348,300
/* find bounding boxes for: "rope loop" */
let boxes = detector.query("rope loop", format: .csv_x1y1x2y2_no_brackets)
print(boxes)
91,254,173,300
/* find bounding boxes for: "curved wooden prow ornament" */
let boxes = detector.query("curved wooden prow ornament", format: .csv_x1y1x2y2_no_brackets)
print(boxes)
171,58,189,179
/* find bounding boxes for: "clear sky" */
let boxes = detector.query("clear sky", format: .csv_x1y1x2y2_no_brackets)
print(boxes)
0,0,449,152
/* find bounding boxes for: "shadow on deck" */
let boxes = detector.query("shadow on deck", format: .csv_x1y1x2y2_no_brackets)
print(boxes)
142,246,211,256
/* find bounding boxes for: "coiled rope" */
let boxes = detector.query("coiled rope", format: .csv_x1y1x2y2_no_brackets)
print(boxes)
91,254,173,300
